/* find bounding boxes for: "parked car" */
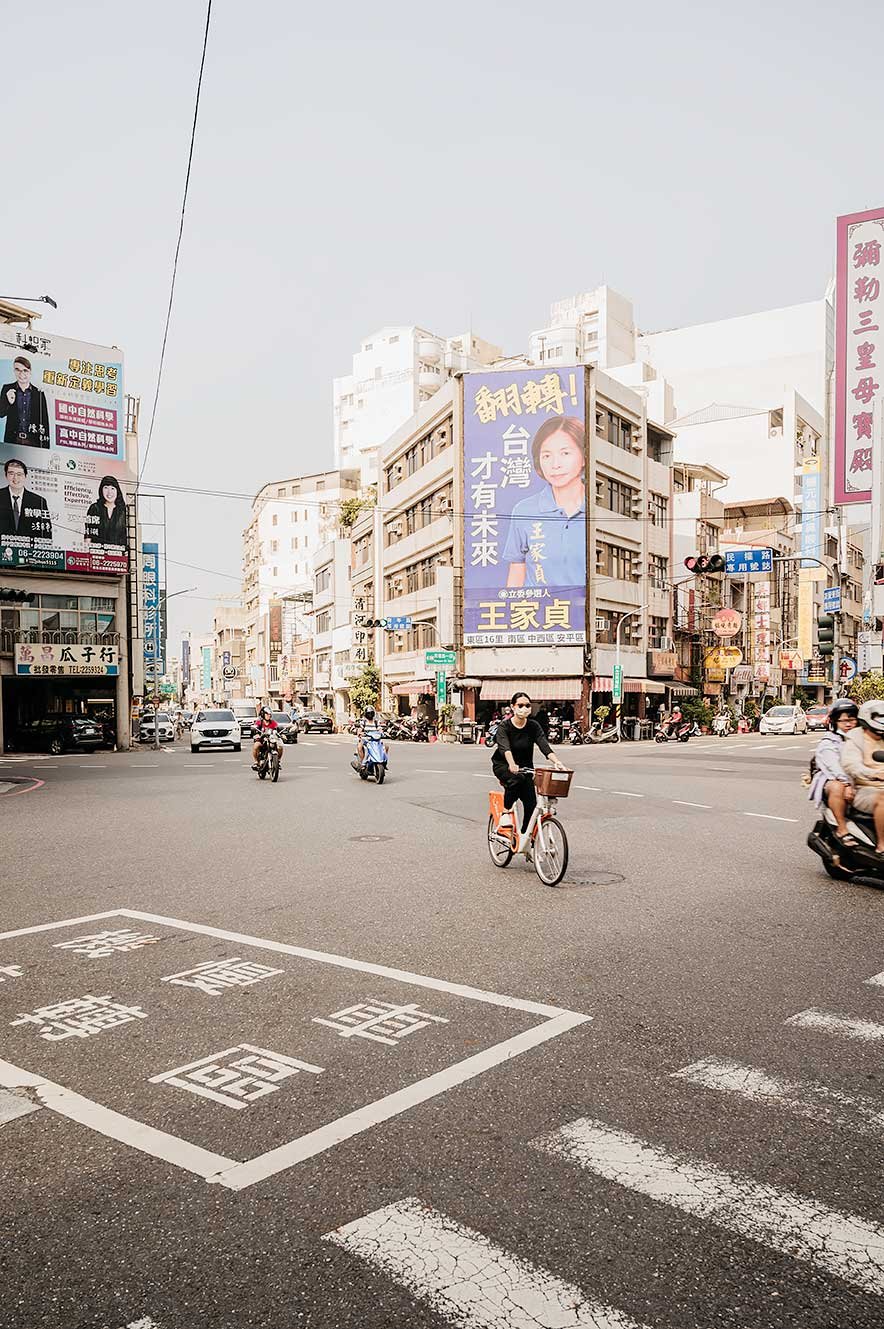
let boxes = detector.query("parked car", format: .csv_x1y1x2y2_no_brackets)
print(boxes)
139,710,176,744
15,714,102,755
190,708,241,753
230,700,259,738
759,704,808,736
806,704,831,732
300,710,334,734
270,711,299,744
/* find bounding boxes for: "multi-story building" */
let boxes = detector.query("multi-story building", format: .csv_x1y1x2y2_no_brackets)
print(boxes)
310,538,352,716
212,598,247,701
241,467,358,699
334,325,501,485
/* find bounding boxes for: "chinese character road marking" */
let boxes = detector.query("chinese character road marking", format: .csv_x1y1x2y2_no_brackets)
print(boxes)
149,1044,323,1110
313,1000,449,1047
0,965,23,981
53,928,161,958
160,956,283,996
11,994,148,1041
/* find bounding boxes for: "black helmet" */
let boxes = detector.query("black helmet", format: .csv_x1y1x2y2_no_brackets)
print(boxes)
828,698,858,730
858,699,884,736
363,707,376,720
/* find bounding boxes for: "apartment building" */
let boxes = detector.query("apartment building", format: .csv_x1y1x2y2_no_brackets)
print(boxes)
310,538,353,716
212,598,247,702
334,325,501,486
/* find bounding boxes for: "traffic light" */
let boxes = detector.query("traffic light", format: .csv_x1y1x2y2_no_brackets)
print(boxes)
364,618,389,629
684,554,725,574
817,613,835,657
0,589,35,603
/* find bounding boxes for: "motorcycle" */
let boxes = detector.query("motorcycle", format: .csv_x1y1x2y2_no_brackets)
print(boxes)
712,713,733,738
485,719,501,748
587,719,620,744
351,733,388,785
654,720,692,744
255,732,281,782
569,725,587,745
808,751,884,886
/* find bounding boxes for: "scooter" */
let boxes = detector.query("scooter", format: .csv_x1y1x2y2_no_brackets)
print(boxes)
712,713,733,738
654,720,692,744
807,752,884,886
351,733,389,785
587,719,620,744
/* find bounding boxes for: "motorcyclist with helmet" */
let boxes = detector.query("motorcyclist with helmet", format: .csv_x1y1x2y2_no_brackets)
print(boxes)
356,706,386,768
840,699,884,854
807,699,859,844
252,705,281,771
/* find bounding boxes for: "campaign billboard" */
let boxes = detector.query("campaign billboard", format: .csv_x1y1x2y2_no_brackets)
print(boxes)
0,326,129,574
142,543,163,678
463,367,587,647
834,207,884,504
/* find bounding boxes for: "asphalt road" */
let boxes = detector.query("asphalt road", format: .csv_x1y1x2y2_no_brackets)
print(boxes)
2,729,884,1329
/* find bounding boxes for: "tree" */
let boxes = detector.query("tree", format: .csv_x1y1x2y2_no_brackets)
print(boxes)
349,664,381,714
848,672,884,704
338,493,376,532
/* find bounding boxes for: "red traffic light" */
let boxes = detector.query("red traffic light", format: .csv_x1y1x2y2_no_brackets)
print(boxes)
684,554,725,574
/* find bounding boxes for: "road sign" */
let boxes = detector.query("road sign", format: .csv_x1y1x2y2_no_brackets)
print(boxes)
222,666,237,680
612,664,623,704
823,585,842,614
222,650,231,668
710,608,742,638
725,548,773,575
839,655,858,682
435,670,447,706
425,649,456,669
388,616,411,631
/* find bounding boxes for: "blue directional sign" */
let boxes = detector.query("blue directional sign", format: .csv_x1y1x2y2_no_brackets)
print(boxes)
823,585,842,614
387,616,412,631
725,548,773,575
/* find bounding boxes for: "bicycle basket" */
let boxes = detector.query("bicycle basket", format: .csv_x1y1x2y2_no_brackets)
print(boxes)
534,768,573,797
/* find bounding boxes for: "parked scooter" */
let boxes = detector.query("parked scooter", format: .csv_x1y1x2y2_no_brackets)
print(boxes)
712,712,733,738
808,749,884,886
351,732,389,784
587,718,620,744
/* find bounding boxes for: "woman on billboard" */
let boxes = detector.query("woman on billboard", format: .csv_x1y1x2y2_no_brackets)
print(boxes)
85,475,127,549
503,415,586,588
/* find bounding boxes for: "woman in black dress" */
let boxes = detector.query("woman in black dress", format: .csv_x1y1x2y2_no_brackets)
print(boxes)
492,691,566,842
85,475,128,548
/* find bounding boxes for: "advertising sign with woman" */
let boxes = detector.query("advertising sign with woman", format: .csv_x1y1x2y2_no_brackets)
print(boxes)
463,367,587,646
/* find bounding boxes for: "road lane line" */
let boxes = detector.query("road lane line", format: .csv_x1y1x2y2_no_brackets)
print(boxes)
416,769,448,773
610,790,644,798
532,1117,884,1296
743,812,799,823
865,969,884,988
576,785,601,791
324,1196,648,1329
131,764,160,768
674,1056,884,1139
299,765,328,770
672,800,712,809
786,1008,884,1042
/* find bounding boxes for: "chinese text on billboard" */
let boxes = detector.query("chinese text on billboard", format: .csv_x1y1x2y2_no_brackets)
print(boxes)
143,543,163,678
835,207,884,504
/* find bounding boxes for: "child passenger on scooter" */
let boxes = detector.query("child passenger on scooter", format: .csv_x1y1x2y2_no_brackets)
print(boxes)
807,699,858,845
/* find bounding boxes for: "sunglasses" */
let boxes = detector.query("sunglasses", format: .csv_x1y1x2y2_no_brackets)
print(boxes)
514,703,532,710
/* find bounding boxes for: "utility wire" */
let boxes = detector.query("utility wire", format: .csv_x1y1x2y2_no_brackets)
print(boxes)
138,0,213,487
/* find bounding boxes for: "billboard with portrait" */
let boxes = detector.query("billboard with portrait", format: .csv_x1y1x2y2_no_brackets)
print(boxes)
0,326,129,574
463,367,587,647
834,207,884,505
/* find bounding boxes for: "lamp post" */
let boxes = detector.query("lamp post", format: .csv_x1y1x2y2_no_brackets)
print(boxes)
614,610,641,739
149,587,195,750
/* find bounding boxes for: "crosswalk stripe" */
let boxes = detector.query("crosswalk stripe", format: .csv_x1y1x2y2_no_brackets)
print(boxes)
0,1087,40,1125
325,1196,649,1328
785,1008,884,1042
865,969,884,988
532,1117,884,1296
673,1056,884,1139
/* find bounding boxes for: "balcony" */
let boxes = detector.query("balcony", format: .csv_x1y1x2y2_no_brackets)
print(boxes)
418,368,442,392
418,338,442,363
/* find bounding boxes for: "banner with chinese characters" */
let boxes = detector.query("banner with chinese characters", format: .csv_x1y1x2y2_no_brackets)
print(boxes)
0,327,130,575
835,207,884,504
15,642,119,676
462,368,587,647
142,543,163,678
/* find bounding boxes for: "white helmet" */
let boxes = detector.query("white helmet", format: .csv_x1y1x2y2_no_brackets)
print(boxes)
858,699,884,736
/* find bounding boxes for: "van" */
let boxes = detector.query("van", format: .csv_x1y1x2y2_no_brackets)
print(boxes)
230,700,259,738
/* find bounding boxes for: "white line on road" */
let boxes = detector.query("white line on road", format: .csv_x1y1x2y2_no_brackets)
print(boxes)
532,1116,884,1296
0,1087,40,1125
785,1008,884,1042
672,800,713,809
865,969,884,988
416,769,449,773
610,790,644,798
576,785,601,791
120,1320,161,1329
131,764,160,768
742,812,799,823
674,1056,884,1139
299,765,328,770
325,1196,648,1329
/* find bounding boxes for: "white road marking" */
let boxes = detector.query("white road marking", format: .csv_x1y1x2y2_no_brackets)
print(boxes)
301,741,318,746
325,1196,647,1329
120,1320,161,1329
610,790,644,798
786,1008,884,1042
742,812,799,823
672,800,713,809
473,772,489,778
576,785,602,791
299,765,328,770
131,764,160,768
865,969,884,988
532,1117,884,1296
0,1087,40,1125
79,764,106,767
674,1056,884,1139
416,768,448,773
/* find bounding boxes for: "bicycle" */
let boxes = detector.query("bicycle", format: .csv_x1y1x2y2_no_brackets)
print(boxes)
486,766,572,886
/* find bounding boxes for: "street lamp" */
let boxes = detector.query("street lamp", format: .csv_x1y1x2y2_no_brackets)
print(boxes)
0,294,58,309
614,611,641,740
148,586,195,750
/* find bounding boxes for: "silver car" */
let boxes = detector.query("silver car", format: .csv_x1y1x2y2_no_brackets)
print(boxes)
190,708,241,753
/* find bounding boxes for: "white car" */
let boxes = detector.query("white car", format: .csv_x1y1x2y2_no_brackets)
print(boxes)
190,708,241,753
139,711,176,744
759,704,808,736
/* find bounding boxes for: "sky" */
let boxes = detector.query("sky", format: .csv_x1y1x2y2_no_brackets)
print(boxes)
4,0,882,646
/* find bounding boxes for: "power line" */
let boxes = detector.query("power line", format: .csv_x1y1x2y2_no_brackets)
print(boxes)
138,0,213,487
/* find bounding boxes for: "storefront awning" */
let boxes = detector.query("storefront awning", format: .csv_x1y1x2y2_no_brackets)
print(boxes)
391,679,433,696
592,677,666,695
668,683,699,696
479,678,583,701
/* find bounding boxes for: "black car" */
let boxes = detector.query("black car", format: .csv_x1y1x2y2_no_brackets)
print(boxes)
270,711,299,744
300,711,334,734
15,714,102,755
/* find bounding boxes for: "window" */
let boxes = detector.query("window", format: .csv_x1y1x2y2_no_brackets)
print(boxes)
389,335,399,345
272,567,278,577
383,419,453,492
270,540,278,554
374,366,382,380
597,475,637,516
597,542,638,581
697,521,719,555
291,538,298,550
315,611,331,635
649,615,669,648
364,342,373,351
595,609,617,644
315,567,331,595
272,514,278,526
315,479,325,492
596,408,633,451
649,493,668,527
647,427,668,463
276,487,287,498
648,553,668,588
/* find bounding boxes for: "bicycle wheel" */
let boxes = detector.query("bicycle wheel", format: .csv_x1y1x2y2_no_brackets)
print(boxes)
271,749,280,782
487,815,513,868
533,816,568,886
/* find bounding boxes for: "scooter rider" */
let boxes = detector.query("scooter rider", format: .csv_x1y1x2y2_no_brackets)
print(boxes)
252,706,281,771
807,698,858,845
356,706,386,767
665,705,684,737
840,699,884,854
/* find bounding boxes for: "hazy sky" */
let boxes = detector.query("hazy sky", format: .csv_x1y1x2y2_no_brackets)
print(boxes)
4,0,881,644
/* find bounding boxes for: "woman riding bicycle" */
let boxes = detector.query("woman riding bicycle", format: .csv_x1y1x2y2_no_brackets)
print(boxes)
492,691,566,847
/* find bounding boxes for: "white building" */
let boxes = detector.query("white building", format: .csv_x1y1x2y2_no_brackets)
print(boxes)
311,538,353,717
528,286,637,372
334,325,501,485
